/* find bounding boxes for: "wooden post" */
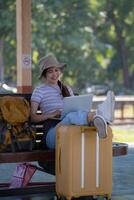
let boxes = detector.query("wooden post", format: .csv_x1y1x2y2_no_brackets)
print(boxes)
16,0,32,93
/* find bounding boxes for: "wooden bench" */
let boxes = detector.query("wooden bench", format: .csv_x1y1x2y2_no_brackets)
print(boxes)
0,93,128,196
0,93,128,162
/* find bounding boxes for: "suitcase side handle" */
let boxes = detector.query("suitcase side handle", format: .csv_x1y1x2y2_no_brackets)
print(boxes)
58,147,61,174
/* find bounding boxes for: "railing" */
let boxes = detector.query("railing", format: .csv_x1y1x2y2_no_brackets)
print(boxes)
93,95,134,121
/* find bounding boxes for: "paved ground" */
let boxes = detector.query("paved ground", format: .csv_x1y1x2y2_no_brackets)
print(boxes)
0,145,134,200
0,124,134,200
112,146,134,199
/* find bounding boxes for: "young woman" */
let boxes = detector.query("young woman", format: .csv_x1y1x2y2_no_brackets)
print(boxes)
31,54,115,149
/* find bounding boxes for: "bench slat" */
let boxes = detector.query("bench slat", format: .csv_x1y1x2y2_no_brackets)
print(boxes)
0,150,55,163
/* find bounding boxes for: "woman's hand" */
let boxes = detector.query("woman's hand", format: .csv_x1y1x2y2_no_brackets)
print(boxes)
49,110,61,118
31,100,61,121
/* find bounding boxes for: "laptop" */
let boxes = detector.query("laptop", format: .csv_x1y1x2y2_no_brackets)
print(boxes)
61,94,93,118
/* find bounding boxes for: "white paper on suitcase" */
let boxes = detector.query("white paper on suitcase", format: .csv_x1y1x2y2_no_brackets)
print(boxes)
61,94,93,118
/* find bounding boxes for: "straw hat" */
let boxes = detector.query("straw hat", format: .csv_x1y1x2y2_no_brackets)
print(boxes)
39,54,67,78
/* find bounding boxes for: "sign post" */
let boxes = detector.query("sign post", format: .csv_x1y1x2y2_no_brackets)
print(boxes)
16,0,32,93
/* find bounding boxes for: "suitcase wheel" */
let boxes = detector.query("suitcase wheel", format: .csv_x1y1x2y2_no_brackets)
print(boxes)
104,198,111,200
54,195,66,200
54,195,111,200
96,196,111,200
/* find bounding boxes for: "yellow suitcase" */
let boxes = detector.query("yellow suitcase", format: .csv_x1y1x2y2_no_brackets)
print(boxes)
56,125,113,200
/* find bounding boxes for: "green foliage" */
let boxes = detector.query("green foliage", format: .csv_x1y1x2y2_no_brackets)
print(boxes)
0,0,16,84
0,0,134,94
31,0,109,92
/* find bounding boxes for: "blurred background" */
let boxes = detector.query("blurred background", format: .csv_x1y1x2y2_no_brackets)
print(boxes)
0,1,134,199
0,0,134,95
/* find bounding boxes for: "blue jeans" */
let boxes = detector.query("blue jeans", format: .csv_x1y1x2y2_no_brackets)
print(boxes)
46,111,89,149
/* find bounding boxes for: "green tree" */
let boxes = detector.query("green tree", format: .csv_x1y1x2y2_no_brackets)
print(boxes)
32,0,105,92
0,0,16,85
1,0,134,94
97,0,134,90
105,0,134,90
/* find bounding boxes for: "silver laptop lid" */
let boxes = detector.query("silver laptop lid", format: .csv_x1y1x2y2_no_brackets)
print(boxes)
61,94,93,118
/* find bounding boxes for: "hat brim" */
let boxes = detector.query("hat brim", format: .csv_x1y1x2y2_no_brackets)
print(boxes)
39,63,67,79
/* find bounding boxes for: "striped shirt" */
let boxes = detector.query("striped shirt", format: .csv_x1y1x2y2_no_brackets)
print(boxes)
31,84,73,114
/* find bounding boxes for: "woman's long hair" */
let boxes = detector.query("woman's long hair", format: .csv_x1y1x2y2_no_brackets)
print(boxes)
57,80,71,97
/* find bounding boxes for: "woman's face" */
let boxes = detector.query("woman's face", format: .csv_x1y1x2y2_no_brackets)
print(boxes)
45,67,61,84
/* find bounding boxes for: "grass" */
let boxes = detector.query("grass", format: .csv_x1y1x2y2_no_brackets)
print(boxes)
113,104,134,142
113,129,134,143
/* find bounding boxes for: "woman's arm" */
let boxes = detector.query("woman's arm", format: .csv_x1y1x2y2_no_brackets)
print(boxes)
30,101,61,122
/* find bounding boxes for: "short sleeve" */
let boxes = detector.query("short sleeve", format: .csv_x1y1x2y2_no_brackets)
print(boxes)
31,87,42,103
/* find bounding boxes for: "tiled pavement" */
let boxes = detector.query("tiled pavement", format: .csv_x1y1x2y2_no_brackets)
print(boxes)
112,145,134,200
